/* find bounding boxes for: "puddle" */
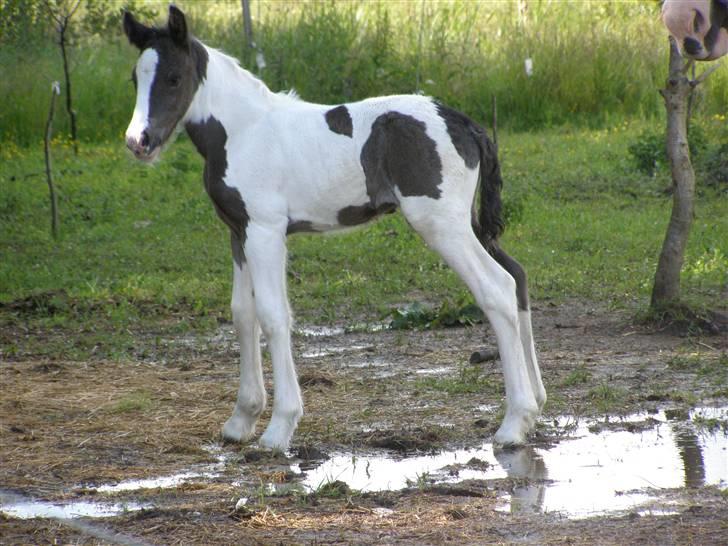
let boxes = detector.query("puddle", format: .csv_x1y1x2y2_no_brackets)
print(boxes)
415,366,456,376
300,344,373,359
0,494,149,520
295,323,387,338
95,444,230,494
0,445,232,522
302,407,728,519
295,325,346,337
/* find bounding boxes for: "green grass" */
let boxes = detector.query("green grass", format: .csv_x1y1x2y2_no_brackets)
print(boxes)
561,366,592,387
3,0,728,145
587,383,629,413
415,364,502,396
1,121,726,360
109,390,155,413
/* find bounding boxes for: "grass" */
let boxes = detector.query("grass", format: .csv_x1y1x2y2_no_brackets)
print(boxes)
587,383,629,413
416,364,502,396
561,366,592,387
3,1,728,146
109,391,155,414
1,120,726,361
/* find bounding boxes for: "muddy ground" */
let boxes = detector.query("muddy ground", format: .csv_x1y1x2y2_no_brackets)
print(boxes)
1,300,727,545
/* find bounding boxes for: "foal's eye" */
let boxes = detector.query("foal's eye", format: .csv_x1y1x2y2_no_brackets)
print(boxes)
168,74,181,88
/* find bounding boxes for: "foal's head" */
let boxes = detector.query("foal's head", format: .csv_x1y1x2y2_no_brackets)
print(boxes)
662,0,728,61
123,5,207,162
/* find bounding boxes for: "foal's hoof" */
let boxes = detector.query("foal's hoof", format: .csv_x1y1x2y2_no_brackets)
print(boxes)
493,428,527,448
222,415,257,444
258,412,300,451
493,410,537,447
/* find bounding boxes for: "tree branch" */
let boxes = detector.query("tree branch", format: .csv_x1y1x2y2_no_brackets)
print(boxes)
691,61,723,87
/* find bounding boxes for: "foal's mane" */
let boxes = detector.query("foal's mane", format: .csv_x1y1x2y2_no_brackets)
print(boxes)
204,44,300,104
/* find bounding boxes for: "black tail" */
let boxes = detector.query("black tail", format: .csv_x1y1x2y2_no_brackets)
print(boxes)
472,131,504,252
471,132,531,311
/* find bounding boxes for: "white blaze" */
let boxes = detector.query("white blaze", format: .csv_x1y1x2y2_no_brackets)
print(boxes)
125,48,159,143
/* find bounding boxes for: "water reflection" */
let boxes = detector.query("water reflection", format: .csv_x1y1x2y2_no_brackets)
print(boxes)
495,407,727,517
303,407,727,519
493,447,547,514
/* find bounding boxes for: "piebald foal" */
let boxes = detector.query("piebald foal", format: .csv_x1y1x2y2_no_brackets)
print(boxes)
123,6,546,451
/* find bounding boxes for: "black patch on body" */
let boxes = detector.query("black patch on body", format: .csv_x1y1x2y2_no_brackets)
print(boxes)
435,102,481,169
337,202,397,226
286,220,318,234
361,112,442,200
186,117,248,267
324,106,353,138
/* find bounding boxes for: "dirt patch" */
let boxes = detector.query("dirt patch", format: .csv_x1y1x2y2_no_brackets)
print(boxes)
1,300,727,544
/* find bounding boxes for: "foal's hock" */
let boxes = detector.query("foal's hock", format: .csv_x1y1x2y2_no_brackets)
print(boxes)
123,5,546,450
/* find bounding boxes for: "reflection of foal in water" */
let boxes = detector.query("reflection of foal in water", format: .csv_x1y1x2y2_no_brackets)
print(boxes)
122,5,546,450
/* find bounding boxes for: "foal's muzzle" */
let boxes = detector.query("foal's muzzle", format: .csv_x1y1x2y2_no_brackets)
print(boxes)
683,37,704,57
126,130,159,162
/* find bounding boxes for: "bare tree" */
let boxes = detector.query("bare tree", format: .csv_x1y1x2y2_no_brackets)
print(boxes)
241,0,254,51
651,38,722,317
44,82,61,239
45,0,81,155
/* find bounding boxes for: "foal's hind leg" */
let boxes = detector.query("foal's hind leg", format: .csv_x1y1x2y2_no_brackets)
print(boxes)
409,216,539,445
222,244,267,442
489,247,546,409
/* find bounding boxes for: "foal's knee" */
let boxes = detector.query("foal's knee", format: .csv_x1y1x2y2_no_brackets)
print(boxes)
255,302,291,338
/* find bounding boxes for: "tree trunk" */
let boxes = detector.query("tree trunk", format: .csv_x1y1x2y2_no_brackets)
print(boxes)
650,38,695,309
59,20,78,155
241,0,253,50
45,82,61,240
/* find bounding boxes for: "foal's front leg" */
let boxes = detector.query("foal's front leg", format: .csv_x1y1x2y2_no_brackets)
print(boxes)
222,242,267,442
244,224,303,450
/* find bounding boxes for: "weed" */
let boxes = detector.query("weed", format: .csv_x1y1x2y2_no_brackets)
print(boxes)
416,364,501,395
691,415,728,433
700,143,728,188
587,383,627,412
405,471,431,490
109,391,154,413
627,131,665,176
388,300,483,330
561,366,591,387
311,479,352,500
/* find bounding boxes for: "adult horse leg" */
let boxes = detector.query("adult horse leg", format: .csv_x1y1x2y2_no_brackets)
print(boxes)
244,224,303,450
407,209,539,445
222,236,267,442
488,247,546,410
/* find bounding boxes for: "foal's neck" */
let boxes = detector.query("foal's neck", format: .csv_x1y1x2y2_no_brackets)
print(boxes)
186,44,285,131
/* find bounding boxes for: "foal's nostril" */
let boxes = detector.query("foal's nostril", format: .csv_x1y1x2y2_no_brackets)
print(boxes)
683,37,703,56
140,131,150,149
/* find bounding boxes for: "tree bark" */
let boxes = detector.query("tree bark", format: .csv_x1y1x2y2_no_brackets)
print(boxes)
241,0,253,50
650,38,695,309
45,82,61,240
58,19,78,155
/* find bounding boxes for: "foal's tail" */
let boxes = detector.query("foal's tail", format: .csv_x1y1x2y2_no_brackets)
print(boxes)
472,129,504,252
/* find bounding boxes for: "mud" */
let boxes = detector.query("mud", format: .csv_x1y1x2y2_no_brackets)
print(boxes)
1,300,727,544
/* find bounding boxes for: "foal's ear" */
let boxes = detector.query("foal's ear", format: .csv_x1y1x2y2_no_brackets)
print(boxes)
123,10,153,49
168,4,189,47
